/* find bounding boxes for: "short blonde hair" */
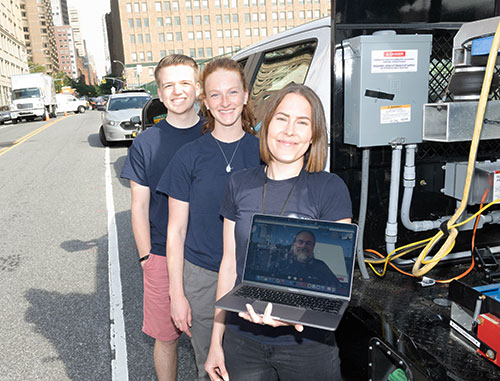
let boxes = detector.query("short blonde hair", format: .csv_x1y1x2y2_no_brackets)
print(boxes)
154,54,199,87
259,83,327,172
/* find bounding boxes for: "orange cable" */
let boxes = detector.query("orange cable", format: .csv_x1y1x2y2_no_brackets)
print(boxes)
364,189,490,283
435,188,490,284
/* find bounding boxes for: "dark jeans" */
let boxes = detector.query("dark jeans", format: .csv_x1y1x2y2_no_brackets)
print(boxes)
223,328,341,381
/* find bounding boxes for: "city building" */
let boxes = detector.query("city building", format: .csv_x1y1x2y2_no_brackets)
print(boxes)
107,0,330,86
21,0,58,73
51,0,69,26
0,0,28,106
55,25,78,78
101,14,111,74
68,7,85,57
76,42,98,86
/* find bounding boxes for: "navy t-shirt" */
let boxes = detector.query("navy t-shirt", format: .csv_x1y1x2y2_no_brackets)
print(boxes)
157,132,260,271
220,164,352,345
120,118,203,256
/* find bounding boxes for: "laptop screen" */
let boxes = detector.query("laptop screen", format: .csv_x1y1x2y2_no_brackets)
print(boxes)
243,214,357,298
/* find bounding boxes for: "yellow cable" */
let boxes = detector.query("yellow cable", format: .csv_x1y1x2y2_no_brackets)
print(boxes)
412,20,500,277
365,198,500,270
364,243,428,264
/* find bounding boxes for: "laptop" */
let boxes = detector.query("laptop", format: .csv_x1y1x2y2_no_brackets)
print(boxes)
215,214,358,331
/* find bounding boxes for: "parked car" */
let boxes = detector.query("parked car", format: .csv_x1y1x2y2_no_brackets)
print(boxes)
99,92,151,146
118,88,148,93
56,94,87,114
0,110,11,124
93,96,107,111
79,96,90,109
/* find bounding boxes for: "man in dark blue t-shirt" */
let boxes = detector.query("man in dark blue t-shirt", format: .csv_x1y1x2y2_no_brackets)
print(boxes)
120,54,203,381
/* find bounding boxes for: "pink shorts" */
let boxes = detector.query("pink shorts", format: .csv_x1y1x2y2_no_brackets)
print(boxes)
142,253,180,342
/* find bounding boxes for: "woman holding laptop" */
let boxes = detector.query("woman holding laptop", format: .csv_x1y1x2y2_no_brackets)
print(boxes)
206,83,352,381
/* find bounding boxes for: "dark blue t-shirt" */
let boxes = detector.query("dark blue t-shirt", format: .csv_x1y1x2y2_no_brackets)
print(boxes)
220,164,352,345
156,132,260,271
120,118,203,256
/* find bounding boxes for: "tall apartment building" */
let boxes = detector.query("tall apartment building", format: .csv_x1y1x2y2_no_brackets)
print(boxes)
0,0,28,106
21,0,58,73
68,7,84,57
107,0,330,85
55,25,77,78
101,14,111,73
51,0,69,26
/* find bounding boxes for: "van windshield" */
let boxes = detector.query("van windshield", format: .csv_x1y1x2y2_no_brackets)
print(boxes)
13,88,41,100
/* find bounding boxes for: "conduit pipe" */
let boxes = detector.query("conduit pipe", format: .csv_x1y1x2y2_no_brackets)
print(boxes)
401,144,448,231
356,148,371,279
401,144,500,231
385,144,403,256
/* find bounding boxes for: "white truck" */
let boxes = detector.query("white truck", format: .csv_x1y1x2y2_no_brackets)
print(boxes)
10,73,57,123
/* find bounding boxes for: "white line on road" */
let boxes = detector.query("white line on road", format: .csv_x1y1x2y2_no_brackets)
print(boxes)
105,147,129,380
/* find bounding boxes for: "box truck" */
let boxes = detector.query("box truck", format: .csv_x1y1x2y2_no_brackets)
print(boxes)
10,73,57,123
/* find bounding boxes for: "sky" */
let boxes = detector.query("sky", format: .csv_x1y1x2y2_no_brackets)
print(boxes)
67,0,110,78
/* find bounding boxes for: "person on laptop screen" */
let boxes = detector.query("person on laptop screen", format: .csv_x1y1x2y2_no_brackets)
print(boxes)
274,230,342,289
205,83,352,381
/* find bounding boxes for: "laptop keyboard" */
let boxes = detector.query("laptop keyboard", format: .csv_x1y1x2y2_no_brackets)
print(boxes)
235,285,343,314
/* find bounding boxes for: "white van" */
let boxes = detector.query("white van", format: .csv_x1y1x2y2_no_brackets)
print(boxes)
56,94,87,114
233,17,330,129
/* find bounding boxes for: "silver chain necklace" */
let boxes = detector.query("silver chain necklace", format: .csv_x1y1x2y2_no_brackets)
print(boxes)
214,135,243,173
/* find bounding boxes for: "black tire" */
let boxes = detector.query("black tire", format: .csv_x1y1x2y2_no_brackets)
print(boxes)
99,126,110,147
12,119,18,124
77,106,86,114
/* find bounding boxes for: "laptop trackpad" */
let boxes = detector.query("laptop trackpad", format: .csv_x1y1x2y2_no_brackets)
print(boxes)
251,301,305,321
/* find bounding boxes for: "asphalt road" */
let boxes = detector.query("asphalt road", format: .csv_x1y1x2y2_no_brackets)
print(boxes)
0,112,197,380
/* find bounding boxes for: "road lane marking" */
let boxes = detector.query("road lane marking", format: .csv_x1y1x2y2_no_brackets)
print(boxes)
105,147,129,381
0,116,70,157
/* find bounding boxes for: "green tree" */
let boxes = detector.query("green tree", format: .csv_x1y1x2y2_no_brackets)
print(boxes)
70,78,99,97
28,59,46,73
52,71,72,93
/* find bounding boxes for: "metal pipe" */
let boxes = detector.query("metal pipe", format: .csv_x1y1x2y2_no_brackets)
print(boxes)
385,145,402,255
356,148,371,279
401,144,447,231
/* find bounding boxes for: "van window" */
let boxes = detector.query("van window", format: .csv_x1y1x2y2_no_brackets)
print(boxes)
249,41,317,123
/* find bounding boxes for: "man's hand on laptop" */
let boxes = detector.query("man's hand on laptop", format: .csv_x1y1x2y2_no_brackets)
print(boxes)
239,302,304,332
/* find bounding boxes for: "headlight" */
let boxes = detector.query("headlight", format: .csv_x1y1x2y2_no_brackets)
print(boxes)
107,120,119,126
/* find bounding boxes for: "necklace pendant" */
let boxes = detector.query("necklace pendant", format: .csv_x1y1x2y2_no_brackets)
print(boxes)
226,164,232,173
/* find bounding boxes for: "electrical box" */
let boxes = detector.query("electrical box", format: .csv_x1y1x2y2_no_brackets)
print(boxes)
443,160,500,205
343,32,432,147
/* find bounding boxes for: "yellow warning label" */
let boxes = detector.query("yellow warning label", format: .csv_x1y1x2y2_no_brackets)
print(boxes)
380,104,411,124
